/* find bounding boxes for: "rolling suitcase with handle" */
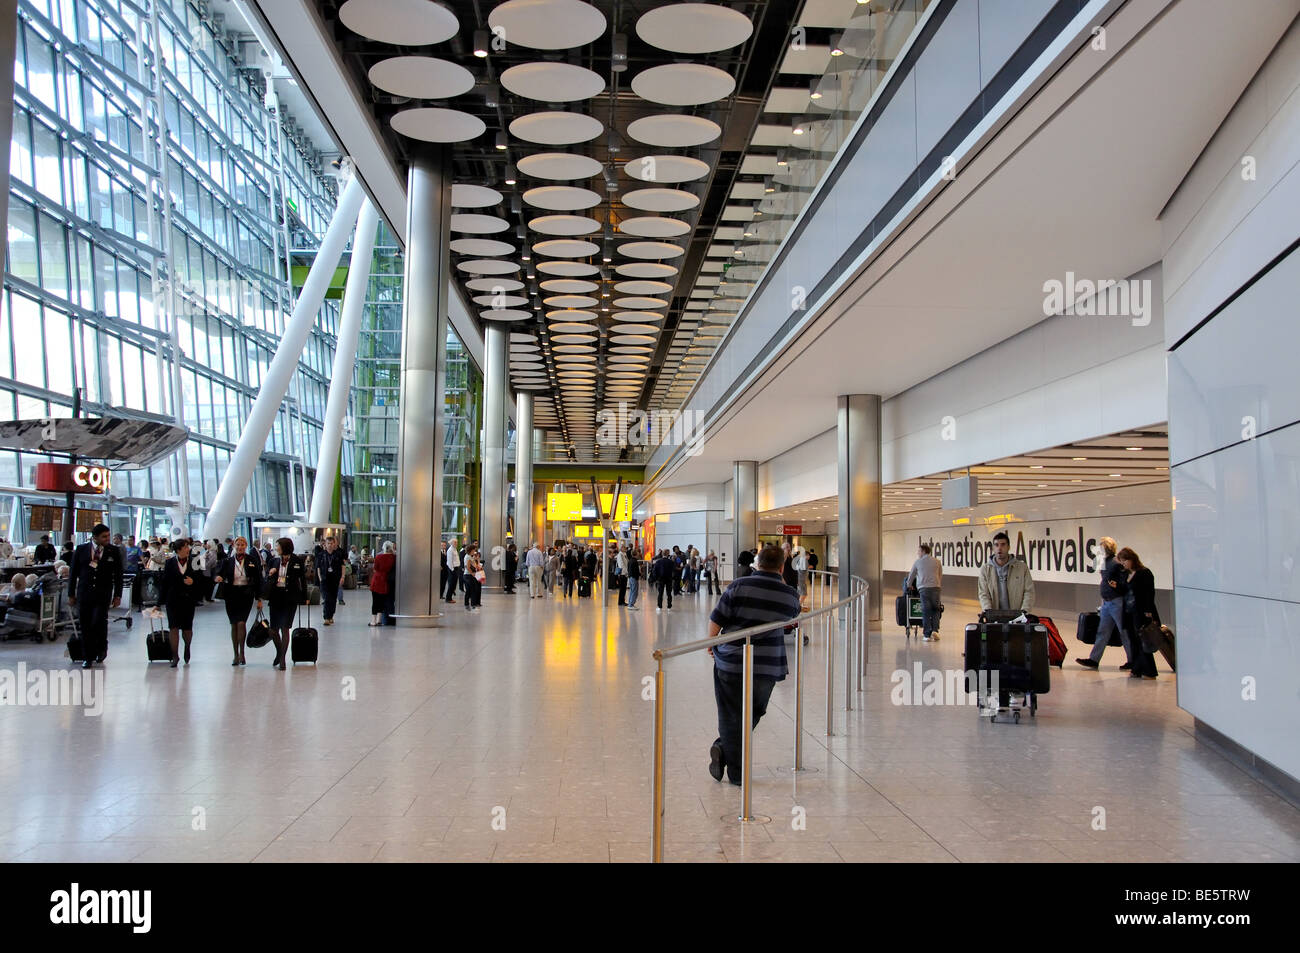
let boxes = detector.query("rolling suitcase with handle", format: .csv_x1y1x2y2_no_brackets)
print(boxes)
145,613,171,662
1035,615,1067,667
291,602,319,664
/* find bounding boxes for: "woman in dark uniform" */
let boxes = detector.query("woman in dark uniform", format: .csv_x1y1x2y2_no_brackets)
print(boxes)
214,536,263,666
1118,547,1160,680
264,536,304,670
160,539,200,668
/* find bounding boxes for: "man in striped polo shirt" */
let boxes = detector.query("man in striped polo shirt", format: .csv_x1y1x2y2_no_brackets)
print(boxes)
707,544,802,785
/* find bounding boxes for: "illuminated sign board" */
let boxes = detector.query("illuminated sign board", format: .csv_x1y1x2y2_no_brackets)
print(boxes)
598,493,633,521
573,525,590,538
34,463,111,494
547,492,583,521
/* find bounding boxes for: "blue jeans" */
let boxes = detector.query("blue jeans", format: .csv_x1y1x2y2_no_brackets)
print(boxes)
919,587,942,637
627,576,639,607
1090,598,1133,664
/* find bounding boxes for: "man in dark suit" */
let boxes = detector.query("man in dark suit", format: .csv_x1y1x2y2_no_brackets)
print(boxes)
316,535,344,626
67,523,123,669
34,535,57,564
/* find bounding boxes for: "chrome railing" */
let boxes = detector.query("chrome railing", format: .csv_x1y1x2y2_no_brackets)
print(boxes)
649,571,868,863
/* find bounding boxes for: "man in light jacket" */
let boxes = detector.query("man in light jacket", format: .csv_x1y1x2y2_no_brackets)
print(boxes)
905,543,944,642
444,538,461,603
526,542,547,598
977,531,1035,615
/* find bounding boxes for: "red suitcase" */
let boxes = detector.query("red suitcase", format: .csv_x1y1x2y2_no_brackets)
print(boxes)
1035,615,1067,667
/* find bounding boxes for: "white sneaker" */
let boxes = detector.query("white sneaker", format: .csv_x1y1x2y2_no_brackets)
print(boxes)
923,636,933,643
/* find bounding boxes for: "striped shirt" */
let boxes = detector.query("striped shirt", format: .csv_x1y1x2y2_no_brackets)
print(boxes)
710,570,801,680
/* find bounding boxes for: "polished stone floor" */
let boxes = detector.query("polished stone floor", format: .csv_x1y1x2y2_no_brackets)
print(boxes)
0,581,1296,863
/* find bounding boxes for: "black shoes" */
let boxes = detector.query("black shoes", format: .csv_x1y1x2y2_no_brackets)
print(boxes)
708,743,724,782
183,645,190,664
1076,658,1100,669
1119,662,1132,671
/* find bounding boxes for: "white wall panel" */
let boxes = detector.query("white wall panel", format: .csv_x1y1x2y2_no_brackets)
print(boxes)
757,430,838,510
914,0,981,159
978,0,1055,86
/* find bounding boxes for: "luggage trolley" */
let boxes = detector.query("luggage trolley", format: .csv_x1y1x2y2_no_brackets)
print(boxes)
964,621,1051,724
903,592,924,638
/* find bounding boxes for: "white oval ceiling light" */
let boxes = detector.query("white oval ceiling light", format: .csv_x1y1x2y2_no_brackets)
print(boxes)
631,63,735,106
466,277,524,292
510,111,603,146
612,311,665,322
615,261,679,279
621,187,700,212
450,213,510,234
551,334,598,344
614,280,673,295
391,108,486,143
618,241,685,260
635,2,752,54
609,354,651,363
544,295,599,309
340,0,458,45
549,322,598,333
452,184,504,208
611,322,661,334
480,309,533,321
369,56,474,99
627,114,721,148
623,155,710,183
474,294,529,307
614,296,667,309
517,152,603,180
488,0,607,50
618,216,690,238
456,259,520,274
528,214,600,236
536,260,601,277
540,279,599,294
523,185,602,211
533,239,599,257
501,61,605,101
450,238,513,256
546,309,598,322
611,334,657,345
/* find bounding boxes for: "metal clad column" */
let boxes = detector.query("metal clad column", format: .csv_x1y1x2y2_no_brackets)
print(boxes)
394,150,451,626
480,324,508,589
515,394,533,549
732,460,758,577
838,395,882,622
309,199,379,523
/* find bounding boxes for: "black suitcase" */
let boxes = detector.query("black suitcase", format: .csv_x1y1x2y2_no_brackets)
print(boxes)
578,577,592,598
146,617,171,662
895,595,908,627
1076,609,1122,646
66,632,87,662
964,622,1050,722
291,603,318,664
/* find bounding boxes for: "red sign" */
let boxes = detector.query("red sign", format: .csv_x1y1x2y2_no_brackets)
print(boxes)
781,524,803,535
34,463,111,494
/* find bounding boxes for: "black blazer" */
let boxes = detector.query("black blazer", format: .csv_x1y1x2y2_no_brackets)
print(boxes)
217,551,263,594
159,556,200,610
68,541,124,605
1126,566,1161,628
265,554,306,603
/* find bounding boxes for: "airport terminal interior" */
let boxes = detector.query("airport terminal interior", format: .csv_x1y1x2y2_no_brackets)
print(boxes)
1,0,1299,864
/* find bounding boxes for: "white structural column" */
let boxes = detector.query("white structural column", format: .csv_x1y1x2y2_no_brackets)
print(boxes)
480,324,508,589
308,199,379,523
514,393,533,549
732,460,758,576
202,173,365,540
837,394,882,622
394,149,451,626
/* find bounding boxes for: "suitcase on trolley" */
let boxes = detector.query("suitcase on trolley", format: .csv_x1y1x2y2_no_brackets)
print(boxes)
1076,610,1121,646
291,602,319,664
895,595,908,627
964,622,1050,723
1035,615,1067,667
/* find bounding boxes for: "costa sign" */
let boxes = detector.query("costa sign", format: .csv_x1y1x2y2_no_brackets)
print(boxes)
34,463,111,494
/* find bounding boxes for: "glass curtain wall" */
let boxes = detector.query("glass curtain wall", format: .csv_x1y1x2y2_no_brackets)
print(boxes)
2,0,348,545
349,221,480,554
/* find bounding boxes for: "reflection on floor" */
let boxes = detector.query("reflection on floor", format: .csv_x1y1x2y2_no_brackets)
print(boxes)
0,582,1296,863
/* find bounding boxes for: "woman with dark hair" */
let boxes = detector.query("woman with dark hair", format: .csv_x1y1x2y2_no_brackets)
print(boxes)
463,544,483,611
504,543,518,594
160,539,200,668
1117,547,1159,679
264,536,304,670
214,536,263,666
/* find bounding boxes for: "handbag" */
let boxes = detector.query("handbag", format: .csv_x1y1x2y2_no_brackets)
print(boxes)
1138,619,1162,654
246,608,272,648
474,569,486,583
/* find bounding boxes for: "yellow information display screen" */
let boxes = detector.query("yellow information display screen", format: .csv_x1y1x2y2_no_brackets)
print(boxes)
547,492,583,521
597,493,633,521
573,525,589,538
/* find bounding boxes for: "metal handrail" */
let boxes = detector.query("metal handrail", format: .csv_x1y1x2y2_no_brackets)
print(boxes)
650,569,869,862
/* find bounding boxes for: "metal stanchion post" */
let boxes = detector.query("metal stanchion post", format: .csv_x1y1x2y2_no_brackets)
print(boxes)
845,597,854,711
651,665,667,863
825,604,835,736
794,617,804,770
740,640,755,822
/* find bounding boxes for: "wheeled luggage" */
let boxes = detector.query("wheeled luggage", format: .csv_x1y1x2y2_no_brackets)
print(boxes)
1139,622,1176,673
577,577,592,598
1035,615,1067,667
66,630,87,663
291,602,319,664
895,595,908,627
145,615,171,662
1075,610,1120,646
964,622,1050,723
